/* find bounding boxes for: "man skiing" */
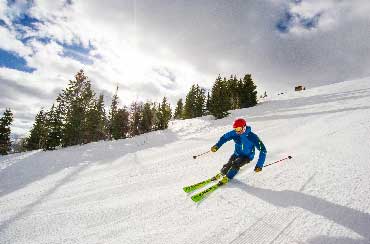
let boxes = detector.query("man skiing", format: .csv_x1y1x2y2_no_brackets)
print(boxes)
211,118,267,185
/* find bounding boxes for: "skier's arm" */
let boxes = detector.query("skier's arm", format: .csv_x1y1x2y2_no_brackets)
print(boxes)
248,132,267,168
214,131,235,149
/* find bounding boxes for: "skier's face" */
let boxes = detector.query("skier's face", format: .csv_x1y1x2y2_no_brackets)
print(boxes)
235,126,245,134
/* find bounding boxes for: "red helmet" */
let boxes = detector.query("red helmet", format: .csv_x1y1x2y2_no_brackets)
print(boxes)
233,118,247,128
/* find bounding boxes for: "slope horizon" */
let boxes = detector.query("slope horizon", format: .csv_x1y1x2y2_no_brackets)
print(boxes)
7,74,370,140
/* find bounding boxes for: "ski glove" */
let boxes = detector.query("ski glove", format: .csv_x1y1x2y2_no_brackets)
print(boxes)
254,166,262,173
211,145,218,152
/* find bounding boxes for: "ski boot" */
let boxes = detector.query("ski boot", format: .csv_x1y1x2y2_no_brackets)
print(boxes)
211,173,223,181
217,176,229,186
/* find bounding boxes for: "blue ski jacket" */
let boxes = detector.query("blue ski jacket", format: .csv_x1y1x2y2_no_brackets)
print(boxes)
215,126,267,168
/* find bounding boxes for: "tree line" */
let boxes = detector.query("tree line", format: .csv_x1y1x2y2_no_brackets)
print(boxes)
19,70,172,152
0,71,260,155
174,74,258,120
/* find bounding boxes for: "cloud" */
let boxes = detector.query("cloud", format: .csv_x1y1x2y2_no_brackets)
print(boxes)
0,67,56,136
277,0,370,35
0,74,50,100
0,26,32,56
0,0,10,25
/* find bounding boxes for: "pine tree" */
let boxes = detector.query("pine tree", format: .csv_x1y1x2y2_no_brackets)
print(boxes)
108,87,130,140
227,75,240,109
111,107,129,139
0,109,13,155
173,99,184,120
205,91,211,115
60,70,95,146
96,94,108,140
183,85,196,119
240,74,258,108
157,97,172,129
183,84,206,119
44,104,63,150
109,86,119,139
85,94,107,143
194,85,206,117
152,103,160,131
140,102,154,133
27,109,48,150
209,75,231,119
163,97,172,128
129,101,143,136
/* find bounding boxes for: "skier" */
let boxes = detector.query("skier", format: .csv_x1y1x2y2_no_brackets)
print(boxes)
211,118,267,185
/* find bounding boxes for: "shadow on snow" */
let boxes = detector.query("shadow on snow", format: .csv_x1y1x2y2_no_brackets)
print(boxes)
230,179,370,242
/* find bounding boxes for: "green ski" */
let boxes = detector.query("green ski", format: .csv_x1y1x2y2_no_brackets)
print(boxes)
183,173,222,193
191,176,229,202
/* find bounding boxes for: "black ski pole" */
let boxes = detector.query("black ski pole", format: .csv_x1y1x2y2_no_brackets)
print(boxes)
193,151,210,159
263,156,292,168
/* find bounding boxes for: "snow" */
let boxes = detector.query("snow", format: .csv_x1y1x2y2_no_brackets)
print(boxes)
1,77,370,244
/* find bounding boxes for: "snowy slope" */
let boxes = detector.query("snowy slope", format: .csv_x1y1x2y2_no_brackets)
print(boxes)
1,77,370,244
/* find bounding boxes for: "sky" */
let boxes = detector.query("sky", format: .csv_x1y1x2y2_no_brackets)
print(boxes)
1,0,370,136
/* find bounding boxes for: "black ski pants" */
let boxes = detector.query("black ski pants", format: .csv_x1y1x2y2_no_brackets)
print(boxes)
221,154,250,176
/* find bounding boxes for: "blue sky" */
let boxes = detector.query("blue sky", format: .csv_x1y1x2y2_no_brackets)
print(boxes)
0,5,35,71
1,0,370,135
59,42,94,65
0,6,93,70
0,48,35,72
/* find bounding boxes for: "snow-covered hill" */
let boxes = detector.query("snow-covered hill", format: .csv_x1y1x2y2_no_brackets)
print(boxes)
1,77,370,244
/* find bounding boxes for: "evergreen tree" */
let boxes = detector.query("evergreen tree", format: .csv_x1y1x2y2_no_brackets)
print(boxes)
140,102,154,133
194,85,206,117
129,101,143,136
157,97,172,130
183,85,196,119
227,75,240,109
183,84,206,119
96,94,108,140
205,91,211,115
0,109,13,155
163,97,172,128
60,70,95,146
209,75,231,119
85,94,107,143
109,86,119,139
151,102,160,131
111,107,129,139
173,98,184,120
108,87,130,140
44,104,63,150
240,74,258,108
27,109,48,150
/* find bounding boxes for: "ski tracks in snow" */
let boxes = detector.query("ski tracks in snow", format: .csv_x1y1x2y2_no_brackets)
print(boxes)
197,187,307,244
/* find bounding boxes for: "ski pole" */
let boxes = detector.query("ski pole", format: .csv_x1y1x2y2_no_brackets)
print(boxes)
193,151,210,159
263,155,292,168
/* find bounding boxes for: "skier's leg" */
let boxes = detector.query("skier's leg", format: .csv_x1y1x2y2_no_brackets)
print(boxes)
210,155,236,181
225,156,250,179
217,155,245,186
215,155,237,184
220,155,237,175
